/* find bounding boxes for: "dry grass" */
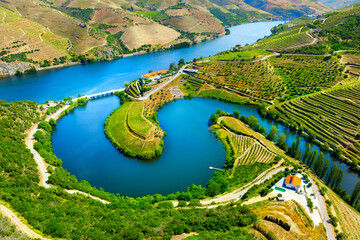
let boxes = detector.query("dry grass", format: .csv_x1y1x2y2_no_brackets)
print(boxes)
16,5,105,54
250,200,326,239
0,6,68,61
121,22,180,49
165,8,190,16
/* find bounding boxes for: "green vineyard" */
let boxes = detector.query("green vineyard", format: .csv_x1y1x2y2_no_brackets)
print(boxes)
195,55,345,101
249,26,313,51
272,82,360,160
228,132,276,166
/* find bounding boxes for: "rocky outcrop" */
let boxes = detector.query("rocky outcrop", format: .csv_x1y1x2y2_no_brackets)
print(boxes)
0,61,35,77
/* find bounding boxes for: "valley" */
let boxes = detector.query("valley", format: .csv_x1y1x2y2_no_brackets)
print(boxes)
0,2,360,240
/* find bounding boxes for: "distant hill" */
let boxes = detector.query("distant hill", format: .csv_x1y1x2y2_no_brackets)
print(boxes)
319,0,360,9
0,0,330,76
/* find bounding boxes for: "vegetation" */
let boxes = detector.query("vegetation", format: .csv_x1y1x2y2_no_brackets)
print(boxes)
270,82,360,162
209,8,246,26
104,99,164,159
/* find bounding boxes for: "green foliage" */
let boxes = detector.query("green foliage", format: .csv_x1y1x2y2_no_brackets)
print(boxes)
209,8,246,26
1,100,265,239
264,215,291,231
57,7,95,22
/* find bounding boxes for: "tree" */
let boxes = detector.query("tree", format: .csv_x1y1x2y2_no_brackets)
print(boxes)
302,143,311,164
276,133,287,150
248,116,260,131
314,152,325,176
350,181,360,207
49,118,57,129
169,62,178,70
320,158,330,179
332,169,343,190
307,149,317,168
326,163,338,186
267,125,278,141
233,110,240,119
178,58,185,66
260,127,267,136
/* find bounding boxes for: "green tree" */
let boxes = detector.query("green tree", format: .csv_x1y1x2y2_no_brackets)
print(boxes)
267,125,278,141
320,158,330,179
233,110,240,119
302,143,311,164
350,181,360,207
276,133,287,150
326,164,338,186
314,152,325,176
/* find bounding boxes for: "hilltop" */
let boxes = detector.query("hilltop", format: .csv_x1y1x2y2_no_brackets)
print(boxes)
0,0,329,77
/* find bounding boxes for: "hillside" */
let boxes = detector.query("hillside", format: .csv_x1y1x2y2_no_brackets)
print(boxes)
320,0,360,9
0,0,330,77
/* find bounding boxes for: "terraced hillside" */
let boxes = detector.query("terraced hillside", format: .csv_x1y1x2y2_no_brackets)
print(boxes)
104,101,164,159
217,116,277,166
251,25,315,51
194,54,346,101
271,82,360,161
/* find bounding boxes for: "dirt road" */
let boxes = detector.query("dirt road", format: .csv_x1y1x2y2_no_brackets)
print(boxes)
0,204,50,240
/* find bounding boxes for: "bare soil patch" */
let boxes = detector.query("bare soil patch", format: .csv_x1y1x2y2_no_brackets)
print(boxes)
121,22,180,49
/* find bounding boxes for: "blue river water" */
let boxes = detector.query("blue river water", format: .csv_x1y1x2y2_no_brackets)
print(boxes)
1,21,358,196
0,21,282,103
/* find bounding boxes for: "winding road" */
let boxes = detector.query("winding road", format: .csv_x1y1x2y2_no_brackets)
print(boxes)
0,204,50,240
137,64,189,100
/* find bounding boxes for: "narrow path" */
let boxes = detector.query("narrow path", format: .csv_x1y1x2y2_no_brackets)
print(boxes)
0,204,50,240
65,190,110,204
298,26,303,33
39,32,44,42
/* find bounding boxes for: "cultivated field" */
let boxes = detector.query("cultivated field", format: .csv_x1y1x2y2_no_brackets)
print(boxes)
272,82,360,153
120,23,180,50
104,101,163,159
127,102,154,139
195,55,346,101
0,6,69,62
249,26,314,51
218,116,277,166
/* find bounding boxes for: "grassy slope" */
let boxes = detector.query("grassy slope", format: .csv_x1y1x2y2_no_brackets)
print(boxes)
105,101,163,159
127,102,154,138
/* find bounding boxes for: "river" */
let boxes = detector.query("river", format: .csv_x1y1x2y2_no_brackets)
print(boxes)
0,21,282,103
1,21,358,197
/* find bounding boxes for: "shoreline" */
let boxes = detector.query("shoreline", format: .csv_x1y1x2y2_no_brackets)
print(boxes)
0,19,281,79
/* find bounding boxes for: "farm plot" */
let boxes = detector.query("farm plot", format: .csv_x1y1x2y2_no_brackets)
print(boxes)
104,102,163,159
195,55,346,101
272,82,360,152
127,102,154,139
0,6,69,62
195,60,282,100
249,26,314,51
219,117,277,166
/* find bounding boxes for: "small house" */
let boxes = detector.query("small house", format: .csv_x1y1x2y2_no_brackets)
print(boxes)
46,100,56,108
233,45,242,51
284,175,302,190
141,70,169,81
79,23,87,28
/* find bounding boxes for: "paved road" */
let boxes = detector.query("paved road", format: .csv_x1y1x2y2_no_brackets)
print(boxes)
172,161,287,207
309,177,336,240
0,204,50,240
137,64,189,101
